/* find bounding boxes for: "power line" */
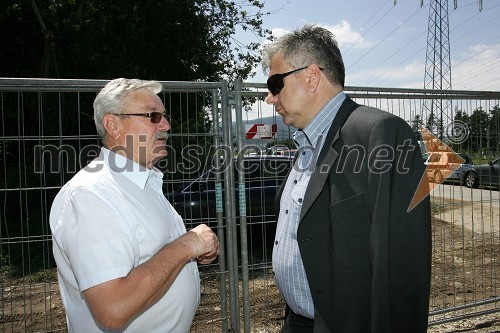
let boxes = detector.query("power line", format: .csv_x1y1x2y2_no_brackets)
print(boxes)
453,41,500,77
347,0,380,30
347,3,425,71
453,56,500,88
350,5,428,85
341,0,394,55
353,0,497,89
471,76,500,91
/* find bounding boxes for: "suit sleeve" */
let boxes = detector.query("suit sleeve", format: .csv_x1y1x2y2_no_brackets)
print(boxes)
366,114,432,332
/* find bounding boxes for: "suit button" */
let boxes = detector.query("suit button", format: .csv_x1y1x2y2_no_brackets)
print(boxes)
285,210,289,214
298,198,303,203
275,241,278,245
294,180,297,184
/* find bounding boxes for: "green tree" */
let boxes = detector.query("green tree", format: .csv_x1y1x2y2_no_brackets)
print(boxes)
410,114,423,140
425,112,444,140
489,105,500,155
0,0,272,275
1,0,272,167
0,0,271,81
452,109,470,152
0,0,272,172
468,107,490,156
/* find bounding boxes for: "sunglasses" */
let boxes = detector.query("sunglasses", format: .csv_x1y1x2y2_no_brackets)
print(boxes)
267,66,324,96
113,111,170,124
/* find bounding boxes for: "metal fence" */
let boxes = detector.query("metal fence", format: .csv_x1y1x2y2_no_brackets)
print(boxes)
0,78,499,332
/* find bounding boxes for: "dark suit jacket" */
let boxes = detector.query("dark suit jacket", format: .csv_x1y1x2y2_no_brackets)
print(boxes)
275,96,432,333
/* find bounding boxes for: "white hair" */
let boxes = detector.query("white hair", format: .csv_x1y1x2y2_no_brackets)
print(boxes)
93,78,162,141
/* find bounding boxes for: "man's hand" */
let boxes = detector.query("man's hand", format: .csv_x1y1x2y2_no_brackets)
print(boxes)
186,224,219,264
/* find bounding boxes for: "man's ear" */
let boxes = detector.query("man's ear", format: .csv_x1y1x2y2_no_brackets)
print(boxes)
306,64,322,93
103,114,121,141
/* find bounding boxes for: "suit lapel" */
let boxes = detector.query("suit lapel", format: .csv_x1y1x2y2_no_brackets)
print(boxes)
300,97,358,221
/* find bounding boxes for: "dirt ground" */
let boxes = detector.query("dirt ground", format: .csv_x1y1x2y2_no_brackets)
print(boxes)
426,195,500,333
1,195,499,332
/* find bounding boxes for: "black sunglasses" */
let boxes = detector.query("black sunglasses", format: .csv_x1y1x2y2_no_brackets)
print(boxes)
267,66,324,96
113,111,170,124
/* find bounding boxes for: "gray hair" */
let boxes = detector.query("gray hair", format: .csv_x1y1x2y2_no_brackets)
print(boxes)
261,25,345,88
93,78,162,140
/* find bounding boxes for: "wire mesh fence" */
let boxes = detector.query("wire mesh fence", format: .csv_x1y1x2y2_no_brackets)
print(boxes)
0,78,499,332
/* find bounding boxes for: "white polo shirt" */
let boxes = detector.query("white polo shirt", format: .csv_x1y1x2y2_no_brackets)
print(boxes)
50,148,200,332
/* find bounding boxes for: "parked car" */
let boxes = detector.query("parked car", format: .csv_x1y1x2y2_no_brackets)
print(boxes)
448,153,473,183
265,145,297,157
165,155,293,227
461,157,500,189
425,152,473,184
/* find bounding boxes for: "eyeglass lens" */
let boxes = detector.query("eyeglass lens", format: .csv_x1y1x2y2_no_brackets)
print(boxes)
267,67,308,96
151,112,171,124
151,112,162,124
267,66,324,96
267,75,283,96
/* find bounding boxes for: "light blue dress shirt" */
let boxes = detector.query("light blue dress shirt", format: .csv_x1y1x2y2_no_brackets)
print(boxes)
273,92,346,318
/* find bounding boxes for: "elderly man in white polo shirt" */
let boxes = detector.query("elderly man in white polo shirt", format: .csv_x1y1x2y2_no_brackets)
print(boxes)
50,78,219,332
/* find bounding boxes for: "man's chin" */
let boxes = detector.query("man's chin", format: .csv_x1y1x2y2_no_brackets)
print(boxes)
281,116,294,127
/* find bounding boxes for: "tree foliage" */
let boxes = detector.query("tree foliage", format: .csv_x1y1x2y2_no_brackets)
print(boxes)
453,105,500,156
410,114,423,140
0,0,272,275
0,0,271,81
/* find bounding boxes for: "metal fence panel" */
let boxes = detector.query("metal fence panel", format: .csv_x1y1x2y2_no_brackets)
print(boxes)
0,78,235,332
237,83,500,329
1,78,499,332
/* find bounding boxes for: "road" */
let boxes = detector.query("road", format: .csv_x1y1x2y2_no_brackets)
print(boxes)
430,183,499,204
430,183,499,234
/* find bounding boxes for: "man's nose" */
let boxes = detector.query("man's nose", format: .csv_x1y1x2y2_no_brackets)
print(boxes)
157,114,170,131
265,91,277,105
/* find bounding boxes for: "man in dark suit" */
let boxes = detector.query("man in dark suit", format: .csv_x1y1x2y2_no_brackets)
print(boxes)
261,25,431,333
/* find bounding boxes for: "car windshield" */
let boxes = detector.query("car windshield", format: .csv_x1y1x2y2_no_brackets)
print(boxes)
429,154,442,162
179,157,292,193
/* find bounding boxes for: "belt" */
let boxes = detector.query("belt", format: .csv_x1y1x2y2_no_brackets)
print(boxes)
289,309,314,323
286,306,314,330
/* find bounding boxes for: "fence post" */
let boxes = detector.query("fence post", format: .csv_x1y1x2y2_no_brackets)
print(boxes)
220,79,240,332
212,88,229,332
234,78,251,333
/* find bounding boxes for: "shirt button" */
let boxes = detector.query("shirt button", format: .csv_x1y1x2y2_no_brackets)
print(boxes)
294,180,297,184
302,152,306,155
275,241,278,245
298,198,303,203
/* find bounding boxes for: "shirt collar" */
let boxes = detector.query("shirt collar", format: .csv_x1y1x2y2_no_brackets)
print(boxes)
293,91,346,149
100,147,163,190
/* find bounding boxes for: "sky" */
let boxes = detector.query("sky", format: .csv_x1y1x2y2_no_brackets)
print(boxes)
240,0,500,91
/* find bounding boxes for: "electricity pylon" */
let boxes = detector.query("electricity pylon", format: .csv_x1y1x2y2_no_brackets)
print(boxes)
393,0,484,139
423,0,452,140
